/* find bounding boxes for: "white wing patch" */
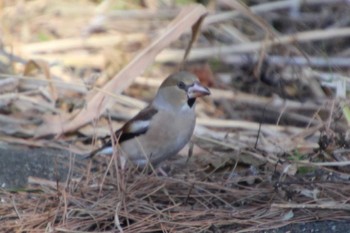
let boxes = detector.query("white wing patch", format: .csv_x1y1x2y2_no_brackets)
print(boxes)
98,146,114,155
129,120,150,133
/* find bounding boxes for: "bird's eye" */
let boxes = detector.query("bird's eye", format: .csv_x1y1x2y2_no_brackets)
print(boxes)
177,81,186,90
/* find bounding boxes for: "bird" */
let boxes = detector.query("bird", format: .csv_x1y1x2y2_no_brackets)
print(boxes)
88,71,210,168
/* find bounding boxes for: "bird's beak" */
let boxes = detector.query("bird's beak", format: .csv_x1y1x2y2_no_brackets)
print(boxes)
187,82,211,99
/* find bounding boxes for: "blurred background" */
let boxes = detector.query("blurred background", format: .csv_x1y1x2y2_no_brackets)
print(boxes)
1,0,350,232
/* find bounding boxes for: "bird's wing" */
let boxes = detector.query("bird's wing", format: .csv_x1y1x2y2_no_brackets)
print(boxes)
118,105,158,143
87,105,158,158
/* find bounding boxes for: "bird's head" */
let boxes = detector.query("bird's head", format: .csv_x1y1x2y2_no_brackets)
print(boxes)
154,71,210,111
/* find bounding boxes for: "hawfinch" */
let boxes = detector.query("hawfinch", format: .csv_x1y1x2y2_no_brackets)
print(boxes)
89,71,210,168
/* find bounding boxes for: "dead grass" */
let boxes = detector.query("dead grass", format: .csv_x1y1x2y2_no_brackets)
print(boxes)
2,156,350,232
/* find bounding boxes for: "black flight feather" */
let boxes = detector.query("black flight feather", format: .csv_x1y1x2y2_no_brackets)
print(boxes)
87,106,158,159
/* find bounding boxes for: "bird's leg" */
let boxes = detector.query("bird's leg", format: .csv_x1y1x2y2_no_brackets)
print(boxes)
156,167,168,177
186,141,194,163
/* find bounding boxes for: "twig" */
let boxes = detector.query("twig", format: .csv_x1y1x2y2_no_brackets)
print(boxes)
222,55,350,68
11,197,21,220
156,28,350,62
114,202,124,233
207,0,346,25
272,202,350,211
22,34,147,54
297,161,350,167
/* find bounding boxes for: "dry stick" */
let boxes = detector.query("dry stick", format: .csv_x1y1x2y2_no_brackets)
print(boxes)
223,55,350,68
0,77,18,93
219,24,250,43
114,202,124,233
271,203,350,211
219,0,278,38
11,197,21,221
27,53,106,68
196,118,310,134
0,73,88,93
54,228,92,233
28,176,63,188
297,161,350,167
310,70,350,90
326,99,336,130
184,183,195,205
0,114,35,124
180,13,208,68
61,188,68,225
21,34,147,54
0,92,59,113
207,0,345,25
306,105,324,129
156,28,350,63
64,153,74,190
108,9,178,20
254,106,266,149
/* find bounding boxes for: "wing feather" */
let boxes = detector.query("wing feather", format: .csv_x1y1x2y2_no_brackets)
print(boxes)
87,105,158,158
